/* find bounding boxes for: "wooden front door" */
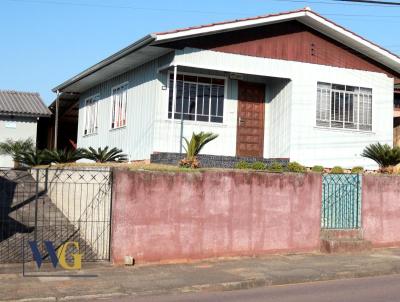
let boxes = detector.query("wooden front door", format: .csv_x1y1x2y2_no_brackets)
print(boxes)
236,81,265,157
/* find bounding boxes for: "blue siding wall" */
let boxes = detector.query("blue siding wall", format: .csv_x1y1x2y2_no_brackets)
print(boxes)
77,52,174,160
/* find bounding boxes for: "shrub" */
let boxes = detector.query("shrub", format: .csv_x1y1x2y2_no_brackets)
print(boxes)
0,138,35,162
312,165,324,173
267,162,283,173
234,161,251,169
351,166,364,174
361,143,400,168
251,161,266,170
45,148,85,163
330,166,344,174
16,149,51,166
180,132,218,168
83,147,127,163
287,161,306,173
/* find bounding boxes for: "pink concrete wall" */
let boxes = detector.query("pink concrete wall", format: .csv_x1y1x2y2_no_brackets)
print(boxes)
111,170,322,264
363,175,400,247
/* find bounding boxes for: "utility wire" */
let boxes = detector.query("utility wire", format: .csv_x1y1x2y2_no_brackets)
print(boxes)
270,0,398,6
5,0,244,15
5,0,400,19
333,0,400,5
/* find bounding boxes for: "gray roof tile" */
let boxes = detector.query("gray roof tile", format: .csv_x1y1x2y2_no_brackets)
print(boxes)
0,90,51,117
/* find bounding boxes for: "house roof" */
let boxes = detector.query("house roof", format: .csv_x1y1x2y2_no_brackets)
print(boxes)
53,7,400,93
0,90,52,117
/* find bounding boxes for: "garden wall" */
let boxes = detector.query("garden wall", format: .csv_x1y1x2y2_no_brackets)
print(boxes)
111,170,322,264
362,175,400,247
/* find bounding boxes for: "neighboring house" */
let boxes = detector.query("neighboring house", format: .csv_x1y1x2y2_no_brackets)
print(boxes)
53,8,400,169
0,90,51,167
394,84,400,146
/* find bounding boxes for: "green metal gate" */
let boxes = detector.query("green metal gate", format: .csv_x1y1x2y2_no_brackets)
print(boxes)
321,174,362,229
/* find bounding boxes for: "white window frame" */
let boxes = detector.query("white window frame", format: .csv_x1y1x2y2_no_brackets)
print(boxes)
83,94,99,136
316,82,372,132
110,82,129,130
166,71,227,124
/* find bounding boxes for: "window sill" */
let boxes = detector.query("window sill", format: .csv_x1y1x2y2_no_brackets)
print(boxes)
165,119,228,128
83,132,98,137
109,125,127,132
313,126,375,135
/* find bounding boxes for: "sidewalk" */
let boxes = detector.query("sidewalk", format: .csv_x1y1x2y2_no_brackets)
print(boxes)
2,248,400,301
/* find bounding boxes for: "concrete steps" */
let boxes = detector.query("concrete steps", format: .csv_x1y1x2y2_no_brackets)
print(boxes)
320,229,372,254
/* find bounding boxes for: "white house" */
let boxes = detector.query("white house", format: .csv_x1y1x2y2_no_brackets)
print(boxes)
53,8,400,169
0,90,51,167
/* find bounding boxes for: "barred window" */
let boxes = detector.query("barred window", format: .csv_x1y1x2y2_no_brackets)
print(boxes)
111,82,128,129
84,94,99,135
168,74,225,123
316,82,372,131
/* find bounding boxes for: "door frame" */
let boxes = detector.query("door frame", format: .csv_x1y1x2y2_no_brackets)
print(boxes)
235,80,266,157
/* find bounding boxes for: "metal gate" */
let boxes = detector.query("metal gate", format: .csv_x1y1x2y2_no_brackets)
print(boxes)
321,174,362,229
0,167,112,263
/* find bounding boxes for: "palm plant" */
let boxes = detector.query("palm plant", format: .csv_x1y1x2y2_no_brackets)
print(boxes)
16,149,52,167
180,132,218,168
361,143,400,170
0,138,35,168
45,148,85,164
82,147,127,163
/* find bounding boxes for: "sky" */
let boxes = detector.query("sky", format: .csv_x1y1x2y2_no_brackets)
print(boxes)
0,0,400,105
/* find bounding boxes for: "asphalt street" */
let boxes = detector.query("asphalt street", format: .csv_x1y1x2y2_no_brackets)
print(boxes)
99,274,400,302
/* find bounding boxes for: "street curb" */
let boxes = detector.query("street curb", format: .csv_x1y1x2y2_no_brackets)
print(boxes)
133,268,400,297
5,268,400,301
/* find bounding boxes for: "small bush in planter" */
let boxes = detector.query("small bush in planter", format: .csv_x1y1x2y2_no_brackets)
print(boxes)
311,165,324,173
251,161,266,170
180,132,218,169
287,161,306,173
330,166,344,174
234,161,251,169
351,166,364,174
267,162,283,173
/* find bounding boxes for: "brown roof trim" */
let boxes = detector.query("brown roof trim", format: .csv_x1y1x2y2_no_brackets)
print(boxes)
155,8,400,61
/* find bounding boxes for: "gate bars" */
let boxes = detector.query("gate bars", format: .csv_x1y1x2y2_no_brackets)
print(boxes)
0,167,112,263
321,174,362,229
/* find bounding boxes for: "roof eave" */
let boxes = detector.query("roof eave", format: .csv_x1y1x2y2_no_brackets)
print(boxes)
0,112,52,118
154,10,307,43
154,9,400,74
52,34,157,93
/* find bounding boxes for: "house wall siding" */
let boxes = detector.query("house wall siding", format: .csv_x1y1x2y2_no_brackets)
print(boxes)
76,47,393,168
153,65,292,159
265,79,292,158
0,116,38,167
172,48,393,169
77,53,174,160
